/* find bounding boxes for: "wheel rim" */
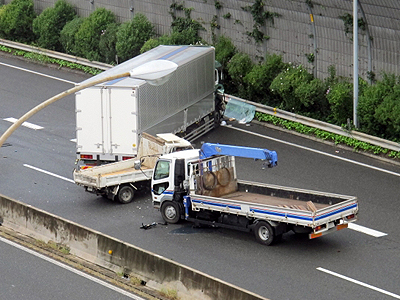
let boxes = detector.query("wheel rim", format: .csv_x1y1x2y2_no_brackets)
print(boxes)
120,189,132,202
258,225,270,241
165,205,177,220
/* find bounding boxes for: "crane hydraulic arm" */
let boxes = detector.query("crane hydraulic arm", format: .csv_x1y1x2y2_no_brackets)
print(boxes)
199,143,278,168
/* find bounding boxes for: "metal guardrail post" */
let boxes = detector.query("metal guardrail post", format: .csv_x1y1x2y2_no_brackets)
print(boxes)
0,39,112,71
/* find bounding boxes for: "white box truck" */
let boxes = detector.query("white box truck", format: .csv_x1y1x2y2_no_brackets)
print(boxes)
75,45,224,168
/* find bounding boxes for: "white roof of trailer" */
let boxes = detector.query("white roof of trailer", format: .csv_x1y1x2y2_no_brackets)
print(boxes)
79,45,214,88
159,149,200,160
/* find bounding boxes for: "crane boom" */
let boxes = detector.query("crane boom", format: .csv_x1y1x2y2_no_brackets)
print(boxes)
199,143,277,167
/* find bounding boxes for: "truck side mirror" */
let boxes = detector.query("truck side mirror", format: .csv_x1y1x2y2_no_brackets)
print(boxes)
174,159,185,187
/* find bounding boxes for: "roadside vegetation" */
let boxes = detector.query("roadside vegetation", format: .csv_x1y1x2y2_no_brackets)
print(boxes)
0,0,399,160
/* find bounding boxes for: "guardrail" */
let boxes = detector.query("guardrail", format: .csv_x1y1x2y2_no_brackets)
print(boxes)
224,94,400,152
0,39,112,71
1,38,398,152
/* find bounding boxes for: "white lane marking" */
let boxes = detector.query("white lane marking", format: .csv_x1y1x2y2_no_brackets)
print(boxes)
0,236,144,300
317,267,400,299
348,223,387,237
70,138,77,143
227,125,400,178
4,117,44,130
0,61,77,85
23,164,74,184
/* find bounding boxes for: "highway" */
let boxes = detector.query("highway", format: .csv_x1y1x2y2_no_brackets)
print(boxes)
1,54,400,300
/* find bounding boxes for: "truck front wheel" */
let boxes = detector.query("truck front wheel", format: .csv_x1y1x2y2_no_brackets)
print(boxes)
254,221,274,246
117,185,135,204
161,201,180,224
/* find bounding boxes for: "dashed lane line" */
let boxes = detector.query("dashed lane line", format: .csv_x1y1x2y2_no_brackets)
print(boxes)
23,164,74,184
4,117,44,130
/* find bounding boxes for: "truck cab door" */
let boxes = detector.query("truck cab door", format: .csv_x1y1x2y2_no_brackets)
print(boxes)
152,159,173,208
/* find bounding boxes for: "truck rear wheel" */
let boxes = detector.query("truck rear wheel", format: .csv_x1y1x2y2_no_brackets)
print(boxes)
254,221,274,246
161,201,180,224
117,185,135,204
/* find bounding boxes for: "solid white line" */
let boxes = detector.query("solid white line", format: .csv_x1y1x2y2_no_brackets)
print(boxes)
0,236,144,300
23,164,74,184
0,61,77,85
348,223,387,237
4,117,44,130
227,125,400,178
317,267,400,299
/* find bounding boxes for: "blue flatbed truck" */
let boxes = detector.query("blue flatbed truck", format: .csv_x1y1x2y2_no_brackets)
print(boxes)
151,143,358,245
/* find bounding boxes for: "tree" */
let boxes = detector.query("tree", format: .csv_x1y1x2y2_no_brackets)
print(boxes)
99,23,119,64
270,65,328,119
0,0,36,43
33,0,76,51
244,53,288,105
227,53,254,98
59,17,84,55
358,73,397,137
326,81,353,125
74,8,116,61
374,84,400,141
116,13,154,62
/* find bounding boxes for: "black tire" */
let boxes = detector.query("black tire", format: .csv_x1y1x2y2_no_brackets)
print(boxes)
214,111,221,128
161,201,181,224
254,221,274,246
117,185,135,204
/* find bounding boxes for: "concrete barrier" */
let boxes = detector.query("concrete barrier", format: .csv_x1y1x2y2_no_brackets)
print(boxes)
0,193,267,300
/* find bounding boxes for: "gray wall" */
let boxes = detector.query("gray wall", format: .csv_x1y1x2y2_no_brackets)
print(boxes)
4,0,400,79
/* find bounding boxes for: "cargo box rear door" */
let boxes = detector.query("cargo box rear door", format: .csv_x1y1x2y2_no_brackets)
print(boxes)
107,87,138,156
76,87,105,155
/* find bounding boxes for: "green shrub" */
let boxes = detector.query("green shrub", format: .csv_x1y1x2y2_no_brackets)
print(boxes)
244,53,288,105
227,52,254,98
99,22,119,64
326,81,353,125
374,83,400,142
358,73,398,137
140,29,204,54
74,8,116,61
271,65,310,109
0,0,36,42
59,17,84,55
116,13,154,62
33,0,76,51
140,37,164,53
215,35,236,68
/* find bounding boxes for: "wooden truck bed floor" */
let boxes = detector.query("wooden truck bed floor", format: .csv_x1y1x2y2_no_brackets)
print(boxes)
100,165,153,177
223,191,329,211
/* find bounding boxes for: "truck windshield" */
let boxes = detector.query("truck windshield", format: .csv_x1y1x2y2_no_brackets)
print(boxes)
153,160,170,180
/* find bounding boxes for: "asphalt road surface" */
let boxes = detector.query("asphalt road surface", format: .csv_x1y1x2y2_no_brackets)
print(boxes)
1,54,400,300
0,235,145,300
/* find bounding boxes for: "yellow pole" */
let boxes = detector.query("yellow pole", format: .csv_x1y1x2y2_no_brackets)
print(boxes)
0,72,130,148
